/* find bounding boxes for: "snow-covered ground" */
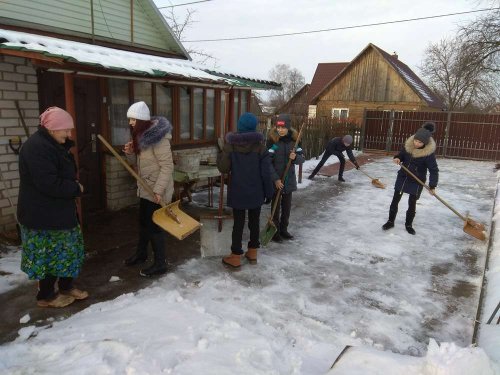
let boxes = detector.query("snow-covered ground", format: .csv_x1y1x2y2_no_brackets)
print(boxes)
0,156,498,374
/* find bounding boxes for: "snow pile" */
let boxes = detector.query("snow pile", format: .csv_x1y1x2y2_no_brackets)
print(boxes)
424,339,495,374
329,339,497,374
0,247,28,294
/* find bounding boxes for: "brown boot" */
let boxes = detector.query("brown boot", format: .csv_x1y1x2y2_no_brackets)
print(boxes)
222,252,241,268
37,294,75,308
245,248,257,265
60,288,89,300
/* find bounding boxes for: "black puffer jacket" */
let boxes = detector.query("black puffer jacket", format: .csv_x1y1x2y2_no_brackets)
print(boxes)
17,127,81,230
217,131,274,209
394,136,439,197
266,129,305,194
325,137,356,162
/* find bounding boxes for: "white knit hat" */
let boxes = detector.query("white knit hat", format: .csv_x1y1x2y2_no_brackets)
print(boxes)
127,101,150,121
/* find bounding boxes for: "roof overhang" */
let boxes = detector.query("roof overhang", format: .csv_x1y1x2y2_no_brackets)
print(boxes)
0,28,280,90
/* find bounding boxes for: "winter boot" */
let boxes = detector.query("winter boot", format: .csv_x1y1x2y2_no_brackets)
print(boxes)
60,288,89,300
307,174,315,180
405,210,416,235
338,176,346,182
405,225,416,235
271,232,283,243
140,233,167,277
382,221,394,230
124,229,149,266
222,252,241,268
280,230,294,240
244,248,257,265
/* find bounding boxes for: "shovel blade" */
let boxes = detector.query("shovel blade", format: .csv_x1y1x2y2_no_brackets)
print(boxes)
152,200,200,240
200,216,233,258
260,221,277,246
371,179,386,189
463,218,486,241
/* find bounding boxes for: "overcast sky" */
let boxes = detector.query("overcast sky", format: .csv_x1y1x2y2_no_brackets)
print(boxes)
154,0,490,84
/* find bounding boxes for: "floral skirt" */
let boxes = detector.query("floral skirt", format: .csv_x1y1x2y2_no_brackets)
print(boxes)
20,225,85,280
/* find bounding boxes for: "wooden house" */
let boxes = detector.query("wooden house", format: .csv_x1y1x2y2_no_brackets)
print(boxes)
0,0,279,233
311,43,444,125
276,83,310,115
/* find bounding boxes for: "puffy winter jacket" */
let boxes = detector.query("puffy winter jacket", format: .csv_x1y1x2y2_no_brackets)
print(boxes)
394,136,439,197
217,131,274,209
127,116,174,203
266,129,305,194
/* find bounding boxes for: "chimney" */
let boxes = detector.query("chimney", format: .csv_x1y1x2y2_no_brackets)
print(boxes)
392,52,398,60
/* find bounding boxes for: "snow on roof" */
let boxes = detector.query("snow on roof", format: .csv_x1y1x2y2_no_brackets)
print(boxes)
0,28,277,88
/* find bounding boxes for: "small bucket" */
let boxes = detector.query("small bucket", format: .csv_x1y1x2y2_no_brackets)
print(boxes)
176,152,201,173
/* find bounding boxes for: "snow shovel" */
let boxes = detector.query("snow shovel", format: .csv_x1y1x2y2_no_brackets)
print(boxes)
348,160,385,188
97,135,200,240
200,174,233,257
399,163,486,241
260,123,305,246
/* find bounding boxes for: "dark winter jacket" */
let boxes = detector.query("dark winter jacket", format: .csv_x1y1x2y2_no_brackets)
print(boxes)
267,129,305,194
217,131,274,209
325,137,356,162
394,135,439,197
17,127,81,230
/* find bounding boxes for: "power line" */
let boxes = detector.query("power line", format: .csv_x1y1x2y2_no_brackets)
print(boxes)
157,0,213,9
184,8,497,42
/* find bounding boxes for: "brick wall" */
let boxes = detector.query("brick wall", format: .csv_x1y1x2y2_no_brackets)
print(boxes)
104,146,219,211
0,55,39,233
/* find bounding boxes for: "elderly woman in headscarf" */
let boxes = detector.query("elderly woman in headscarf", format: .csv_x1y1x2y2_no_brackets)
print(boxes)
17,106,88,308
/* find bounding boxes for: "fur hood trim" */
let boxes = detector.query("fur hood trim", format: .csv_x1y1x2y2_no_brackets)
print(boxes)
139,116,172,149
225,131,263,145
404,135,436,158
268,128,298,144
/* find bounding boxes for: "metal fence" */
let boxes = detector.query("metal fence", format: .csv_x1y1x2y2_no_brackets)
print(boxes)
361,110,500,161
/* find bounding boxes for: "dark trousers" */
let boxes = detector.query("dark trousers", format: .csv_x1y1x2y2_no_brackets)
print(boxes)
137,198,165,263
272,192,293,233
37,276,73,300
231,207,261,254
388,190,417,226
310,151,345,178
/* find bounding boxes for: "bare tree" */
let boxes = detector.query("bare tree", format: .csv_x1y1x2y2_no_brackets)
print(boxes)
161,7,216,66
458,2,499,74
421,35,499,111
267,64,305,108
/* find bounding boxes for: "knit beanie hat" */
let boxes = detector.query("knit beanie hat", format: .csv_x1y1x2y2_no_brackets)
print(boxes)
39,107,74,131
343,134,353,145
276,114,292,129
127,101,150,121
237,112,258,133
414,122,436,145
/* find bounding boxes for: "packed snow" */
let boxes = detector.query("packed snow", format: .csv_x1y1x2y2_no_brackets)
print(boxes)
0,156,498,374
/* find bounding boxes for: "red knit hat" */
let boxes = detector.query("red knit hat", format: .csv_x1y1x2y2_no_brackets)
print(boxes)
40,107,74,131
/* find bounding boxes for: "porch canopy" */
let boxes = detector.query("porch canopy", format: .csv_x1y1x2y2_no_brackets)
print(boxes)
0,28,280,90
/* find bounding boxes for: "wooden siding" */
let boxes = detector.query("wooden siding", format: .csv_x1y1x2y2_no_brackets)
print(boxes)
0,0,184,55
316,48,438,125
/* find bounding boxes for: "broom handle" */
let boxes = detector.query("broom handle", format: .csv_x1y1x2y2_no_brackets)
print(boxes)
399,163,466,221
348,159,374,179
269,123,305,221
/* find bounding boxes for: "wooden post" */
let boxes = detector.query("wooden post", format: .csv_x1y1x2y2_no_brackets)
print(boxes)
385,110,395,152
64,73,83,226
443,111,452,158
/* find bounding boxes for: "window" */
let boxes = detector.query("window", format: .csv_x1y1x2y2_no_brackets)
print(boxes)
332,108,349,120
220,91,227,136
240,90,249,115
155,85,172,124
179,87,191,140
232,91,239,129
193,88,204,140
109,79,130,145
133,82,152,109
206,89,215,140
